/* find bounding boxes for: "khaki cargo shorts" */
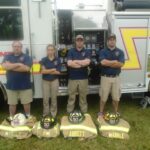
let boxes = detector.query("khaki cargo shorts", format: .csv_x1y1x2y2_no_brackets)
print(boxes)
99,76,121,102
7,89,33,105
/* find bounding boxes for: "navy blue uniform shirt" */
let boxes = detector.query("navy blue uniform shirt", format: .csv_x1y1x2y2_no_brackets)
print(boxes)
2,53,32,90
67,48,91,80
99,47,125,76
40,57,61,81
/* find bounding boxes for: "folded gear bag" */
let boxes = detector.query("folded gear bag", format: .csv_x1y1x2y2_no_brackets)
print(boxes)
32,121,60,138
60,114,97,139
97,118,130,139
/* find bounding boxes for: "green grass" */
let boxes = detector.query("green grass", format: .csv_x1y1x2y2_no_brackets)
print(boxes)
0,94,150,150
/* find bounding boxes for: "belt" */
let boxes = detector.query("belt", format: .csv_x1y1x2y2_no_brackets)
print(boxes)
43,78,58,82
101,74,119,78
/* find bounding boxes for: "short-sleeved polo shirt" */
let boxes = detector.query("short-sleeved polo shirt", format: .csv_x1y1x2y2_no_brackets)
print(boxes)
2,53,32,90
40,57,61,81
67,48,91,80
99,47,125,76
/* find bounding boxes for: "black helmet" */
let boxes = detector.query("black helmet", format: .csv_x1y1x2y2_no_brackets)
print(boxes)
104,112,120,125
40,115,56,129
68,110,85,124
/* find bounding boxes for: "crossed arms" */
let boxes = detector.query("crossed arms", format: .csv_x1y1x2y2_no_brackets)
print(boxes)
101,59,124,68
41,59,90,74
67,59,91,68
2,59,122,73
2,61,31,72
41,66,60,75
2,61,61,75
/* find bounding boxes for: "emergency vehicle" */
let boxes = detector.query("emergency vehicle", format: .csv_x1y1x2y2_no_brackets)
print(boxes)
0,0,150,100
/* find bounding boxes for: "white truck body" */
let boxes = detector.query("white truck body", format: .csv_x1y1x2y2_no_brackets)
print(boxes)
0,0,150,99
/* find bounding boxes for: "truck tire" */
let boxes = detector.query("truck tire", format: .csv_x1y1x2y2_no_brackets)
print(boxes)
0,82,7,105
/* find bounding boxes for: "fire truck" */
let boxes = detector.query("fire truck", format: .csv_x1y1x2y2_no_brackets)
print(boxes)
0,0,150,100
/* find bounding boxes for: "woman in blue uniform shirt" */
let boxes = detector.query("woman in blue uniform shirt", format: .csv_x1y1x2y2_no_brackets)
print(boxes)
40,44,61,117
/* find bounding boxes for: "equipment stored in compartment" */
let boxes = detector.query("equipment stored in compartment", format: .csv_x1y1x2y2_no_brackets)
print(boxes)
57,10,72,44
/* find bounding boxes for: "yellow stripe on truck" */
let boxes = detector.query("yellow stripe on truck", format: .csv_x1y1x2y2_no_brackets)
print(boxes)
120,28,150,70
0,65,6,74
0,63,41,75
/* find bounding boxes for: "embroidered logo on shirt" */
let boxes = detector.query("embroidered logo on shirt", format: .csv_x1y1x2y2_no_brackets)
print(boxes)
81,52,85,57
19,56,24,62
115,51,120,57
54,60,58,66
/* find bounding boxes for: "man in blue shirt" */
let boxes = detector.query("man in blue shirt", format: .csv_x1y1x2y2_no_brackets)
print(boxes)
2,41,32,120
98,33,125,121
67,35,91,113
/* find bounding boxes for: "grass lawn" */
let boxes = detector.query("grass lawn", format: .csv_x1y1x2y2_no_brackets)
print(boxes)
0,94,150,150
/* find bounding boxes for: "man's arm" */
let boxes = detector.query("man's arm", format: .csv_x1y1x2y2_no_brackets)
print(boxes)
67,49,82,68
13,64,31,72
110,51,125,68
2,62,31,72
13,55,33,72
101,59,117,67
2,61,21,70
101,59,124,68
75,59,91,67
99,50,114,67
110,61,124,68
67,60,81,68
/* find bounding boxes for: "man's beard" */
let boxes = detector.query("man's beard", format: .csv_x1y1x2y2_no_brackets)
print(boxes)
14,51,22,56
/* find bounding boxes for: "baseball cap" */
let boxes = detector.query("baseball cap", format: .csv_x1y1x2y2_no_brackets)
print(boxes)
107,33,116,40
76,35,84,40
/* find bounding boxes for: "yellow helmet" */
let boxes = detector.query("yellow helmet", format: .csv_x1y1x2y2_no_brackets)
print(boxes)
104,112,120,125
40,115,56,129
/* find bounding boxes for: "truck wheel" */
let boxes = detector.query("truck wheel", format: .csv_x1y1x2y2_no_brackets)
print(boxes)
0,82,7,105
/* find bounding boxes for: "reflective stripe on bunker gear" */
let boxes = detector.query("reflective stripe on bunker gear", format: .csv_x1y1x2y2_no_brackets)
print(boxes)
0,124,32,139
60,114,97,138
97,118,130,139
98,118,130,133
0,125,31,132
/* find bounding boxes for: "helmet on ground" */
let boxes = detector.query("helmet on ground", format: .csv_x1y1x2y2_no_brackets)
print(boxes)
40,115,56,129
68,110,85,124
11,113,27,127
104,112,120,125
